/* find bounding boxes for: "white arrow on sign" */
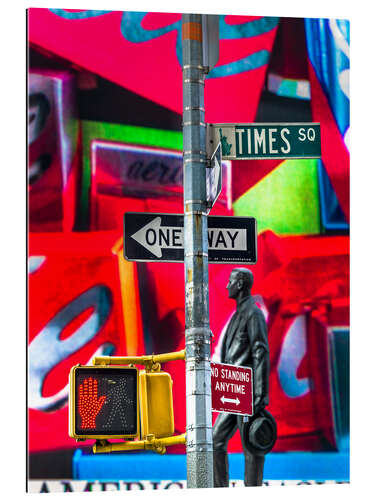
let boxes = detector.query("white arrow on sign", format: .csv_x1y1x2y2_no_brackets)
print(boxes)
131,217,248,258
220,396,240,406
131,217,183,258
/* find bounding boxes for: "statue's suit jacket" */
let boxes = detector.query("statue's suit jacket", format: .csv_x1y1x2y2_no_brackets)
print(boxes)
220,295,269,406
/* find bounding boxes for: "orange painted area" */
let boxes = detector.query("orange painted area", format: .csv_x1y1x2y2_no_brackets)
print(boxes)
112,237,144,356
182,22,202,41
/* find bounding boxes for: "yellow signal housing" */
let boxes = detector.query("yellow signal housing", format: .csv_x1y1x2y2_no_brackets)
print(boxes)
139,370,174,439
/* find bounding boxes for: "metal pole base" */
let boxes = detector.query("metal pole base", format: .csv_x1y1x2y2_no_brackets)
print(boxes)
187,450,214,489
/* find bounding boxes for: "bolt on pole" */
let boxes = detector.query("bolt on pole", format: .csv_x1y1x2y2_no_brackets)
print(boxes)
182,13,213,489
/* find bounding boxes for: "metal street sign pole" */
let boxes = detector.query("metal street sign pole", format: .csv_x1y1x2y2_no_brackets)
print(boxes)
182,13,214,488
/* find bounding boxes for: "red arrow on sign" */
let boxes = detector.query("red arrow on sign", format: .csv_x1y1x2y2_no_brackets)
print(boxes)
211,362,253,416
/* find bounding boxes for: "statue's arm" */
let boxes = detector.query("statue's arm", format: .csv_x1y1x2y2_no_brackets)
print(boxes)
248,311,269,412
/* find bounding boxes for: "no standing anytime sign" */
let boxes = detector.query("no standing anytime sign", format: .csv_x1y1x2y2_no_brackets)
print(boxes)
211,362,253,416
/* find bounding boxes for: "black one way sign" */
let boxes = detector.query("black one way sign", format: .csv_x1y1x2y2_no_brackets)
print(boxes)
124,212,257,264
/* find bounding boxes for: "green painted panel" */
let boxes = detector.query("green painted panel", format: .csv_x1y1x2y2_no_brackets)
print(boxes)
78,121,183,229
233,159,321,235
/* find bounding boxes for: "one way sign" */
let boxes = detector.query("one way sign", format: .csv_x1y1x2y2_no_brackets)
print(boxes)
124,212,257,264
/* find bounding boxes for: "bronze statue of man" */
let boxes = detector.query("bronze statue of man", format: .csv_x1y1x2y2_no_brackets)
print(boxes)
213,267,270,487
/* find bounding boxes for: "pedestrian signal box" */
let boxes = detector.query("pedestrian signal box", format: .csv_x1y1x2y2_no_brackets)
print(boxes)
139,371,174,439
69,365,139,440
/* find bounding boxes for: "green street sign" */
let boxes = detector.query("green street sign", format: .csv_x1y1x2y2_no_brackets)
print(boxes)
207,123,321,160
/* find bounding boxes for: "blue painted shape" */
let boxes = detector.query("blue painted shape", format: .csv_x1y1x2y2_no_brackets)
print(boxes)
317,161,349,231
205,16,279,79
277,315,311,398
218,15,279,39
305,19,350,229
328,329,350,451
28,256,46,274
120,12,179,42
73,450,349,482
305,19,350,138
49,9,112,19
73,450,186,481
207,50,270,78
231,452,349,481
49,9,278,79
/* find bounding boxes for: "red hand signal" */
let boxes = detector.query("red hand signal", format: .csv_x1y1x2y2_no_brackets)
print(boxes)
78,377,106,429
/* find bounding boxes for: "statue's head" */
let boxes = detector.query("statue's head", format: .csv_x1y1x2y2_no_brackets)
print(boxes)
226,268,253,300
